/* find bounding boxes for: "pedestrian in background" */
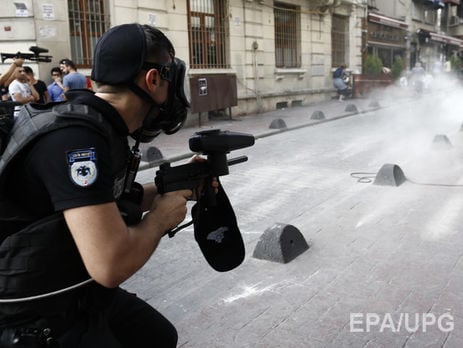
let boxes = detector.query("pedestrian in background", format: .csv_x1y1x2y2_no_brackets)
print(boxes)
23,66,49,104
47,66,65,102
333,63,350,101
8,65,39,116
59,58,87,93
0,57,24,87
0,58,24,101
409,61,426,93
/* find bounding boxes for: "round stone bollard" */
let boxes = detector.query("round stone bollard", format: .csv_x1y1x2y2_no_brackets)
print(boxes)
373,163,406,187
269,118,287,129
253,223,309,264
311,110,325,120
142,146,163,162
345,104,358,113
432,134,452,150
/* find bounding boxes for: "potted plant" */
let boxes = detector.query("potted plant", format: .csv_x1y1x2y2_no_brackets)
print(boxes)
391,56,405,80
363,55,383,75
353,55,393,98
450,55,462,75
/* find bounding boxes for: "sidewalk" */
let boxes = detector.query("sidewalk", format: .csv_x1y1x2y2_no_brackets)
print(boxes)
138,95,398,170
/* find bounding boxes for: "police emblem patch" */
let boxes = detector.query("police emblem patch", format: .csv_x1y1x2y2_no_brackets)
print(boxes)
67,148,98,187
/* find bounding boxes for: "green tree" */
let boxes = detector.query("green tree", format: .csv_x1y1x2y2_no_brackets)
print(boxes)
450,55,462,72
363,55,383,75
391,56,404,80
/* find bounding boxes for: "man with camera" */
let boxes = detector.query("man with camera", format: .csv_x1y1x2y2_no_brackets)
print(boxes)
0,23,193,347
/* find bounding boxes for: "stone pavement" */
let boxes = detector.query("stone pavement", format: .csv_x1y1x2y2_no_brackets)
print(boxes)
127,85,463,347
137,93,399,170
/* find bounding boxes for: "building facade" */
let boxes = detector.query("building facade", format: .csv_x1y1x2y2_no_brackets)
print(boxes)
0,0,367,123
369,0,463,72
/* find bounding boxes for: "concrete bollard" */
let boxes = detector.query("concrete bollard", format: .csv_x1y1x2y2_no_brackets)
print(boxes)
142,146,163,162
269,118,287,129
311,110,325,120
432,134,452,150
345,104,359,113
253,223,309,264
373,163,406,187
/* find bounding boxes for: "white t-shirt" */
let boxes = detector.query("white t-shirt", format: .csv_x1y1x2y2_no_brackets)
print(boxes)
9,79,32,100
8,79,32,117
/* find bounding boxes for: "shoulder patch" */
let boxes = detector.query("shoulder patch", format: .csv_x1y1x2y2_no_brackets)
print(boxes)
67,148,98,187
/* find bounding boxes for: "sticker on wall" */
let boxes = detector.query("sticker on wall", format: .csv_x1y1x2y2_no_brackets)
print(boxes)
14,2,29,17
39,26,57,38
199,78,207,96
149,14,156,26
42,4,55,20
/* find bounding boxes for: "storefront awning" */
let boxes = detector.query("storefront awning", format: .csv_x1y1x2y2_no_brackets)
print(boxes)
444,0,460,5
429,31,463,48
424,0,446,8
368,13,408,30
368,41,407,49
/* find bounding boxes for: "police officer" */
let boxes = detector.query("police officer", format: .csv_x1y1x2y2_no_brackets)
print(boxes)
0,24,192,347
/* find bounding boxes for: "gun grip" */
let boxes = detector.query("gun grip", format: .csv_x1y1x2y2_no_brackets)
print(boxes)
204,177,217,207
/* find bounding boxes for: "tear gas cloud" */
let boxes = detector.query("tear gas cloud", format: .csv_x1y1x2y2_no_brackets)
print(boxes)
352,72,463,184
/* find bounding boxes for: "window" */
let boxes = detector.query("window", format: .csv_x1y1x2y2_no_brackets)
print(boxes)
274,2,300,68
187,0,228,69
332,15,348,67
68,0,110,68
424,9,437,24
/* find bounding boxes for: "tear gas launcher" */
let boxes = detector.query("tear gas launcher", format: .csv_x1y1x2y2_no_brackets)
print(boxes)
155,129,255,199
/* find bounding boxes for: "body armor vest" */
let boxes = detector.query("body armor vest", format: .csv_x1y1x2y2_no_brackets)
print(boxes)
0,103,129,300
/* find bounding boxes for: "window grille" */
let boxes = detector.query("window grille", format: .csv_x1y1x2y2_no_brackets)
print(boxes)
331,15,348,67
274,3,300,68
68,0,110,68
187,0,228,69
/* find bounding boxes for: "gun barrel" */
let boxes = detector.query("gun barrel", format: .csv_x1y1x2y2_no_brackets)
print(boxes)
189,130,255,153
227,156,248,166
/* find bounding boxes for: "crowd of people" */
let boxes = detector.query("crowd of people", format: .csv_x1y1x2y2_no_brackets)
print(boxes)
0,56,91,113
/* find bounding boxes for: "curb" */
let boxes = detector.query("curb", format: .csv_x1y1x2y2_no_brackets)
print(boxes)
138,101,394,171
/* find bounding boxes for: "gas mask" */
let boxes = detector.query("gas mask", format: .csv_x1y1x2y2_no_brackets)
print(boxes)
135,58,190,143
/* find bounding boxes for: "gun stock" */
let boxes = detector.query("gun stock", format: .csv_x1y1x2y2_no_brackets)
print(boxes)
155,161,208,194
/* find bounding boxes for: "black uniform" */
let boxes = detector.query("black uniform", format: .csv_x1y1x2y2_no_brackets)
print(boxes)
0,90,177,347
